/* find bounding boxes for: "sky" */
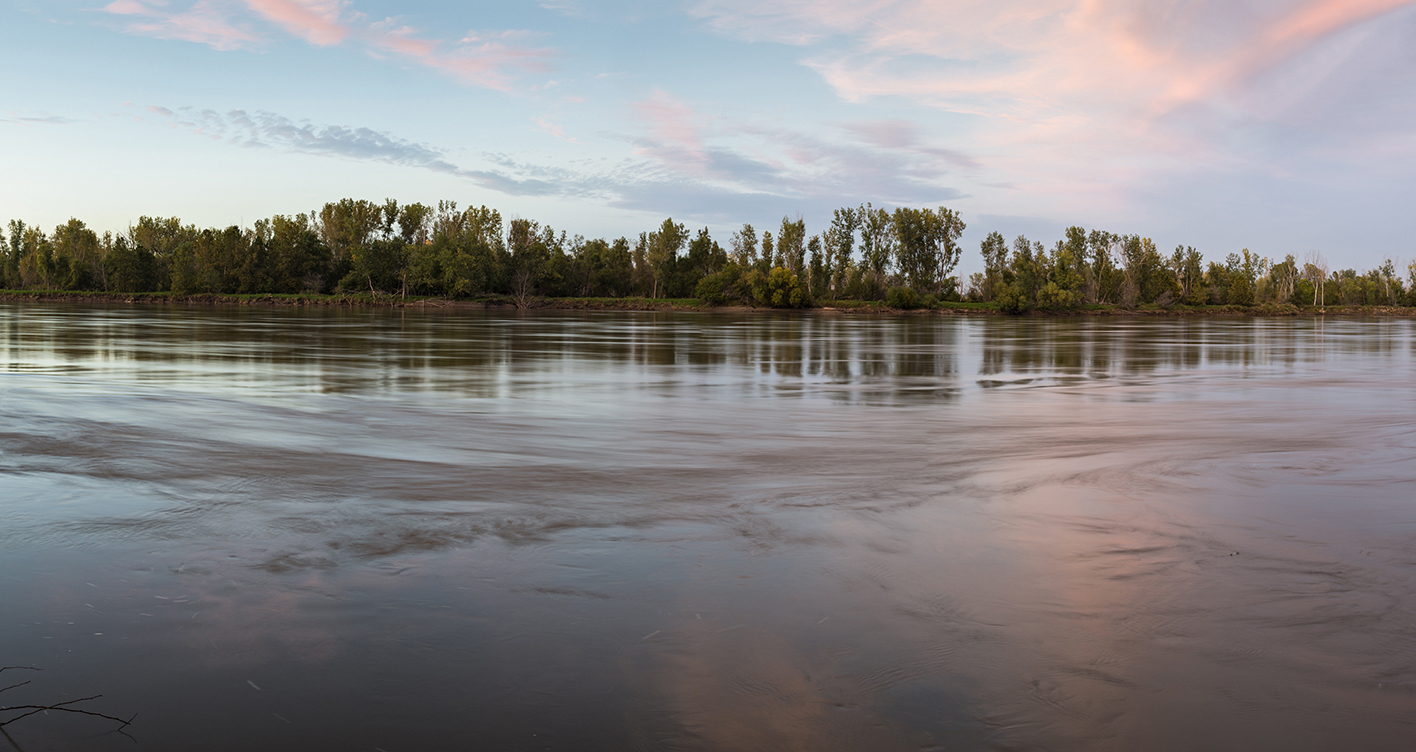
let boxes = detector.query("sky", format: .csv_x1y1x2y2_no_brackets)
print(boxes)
2,0,1414,273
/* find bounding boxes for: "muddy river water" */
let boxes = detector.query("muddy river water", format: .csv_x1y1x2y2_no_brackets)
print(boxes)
1,303,1413,751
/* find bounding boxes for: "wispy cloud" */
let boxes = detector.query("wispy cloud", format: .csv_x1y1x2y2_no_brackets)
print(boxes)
102,0,261,51
135,98,966,224
625,91,969,211
632,89,713,176
534,116,580,143
841,120,978,170
691,0,1416,117
372,28,554,91
100,0,555,90
140,105,585,196
536,0,590,19
242,0,348,46
1,112,74,126
690,0,1416,211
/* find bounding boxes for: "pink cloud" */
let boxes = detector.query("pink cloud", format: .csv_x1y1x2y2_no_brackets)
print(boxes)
692,0,1416,214
633,90,712,176
241,0,348,46
361,26,555,91
101,1,556,90
534,116,579,143
103,0,149,15
102,0,262,51
696,0,1416,119
841,120,978,169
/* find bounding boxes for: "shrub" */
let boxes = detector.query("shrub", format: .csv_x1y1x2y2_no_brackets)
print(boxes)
753,267,808,308
695,266,743,304
1035,281,1075,310
996,282,1031,314
886,286,921,309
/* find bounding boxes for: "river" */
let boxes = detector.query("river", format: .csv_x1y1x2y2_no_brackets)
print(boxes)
1,304,1413,751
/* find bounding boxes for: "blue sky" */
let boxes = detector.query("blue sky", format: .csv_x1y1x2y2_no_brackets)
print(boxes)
2,0,1413,273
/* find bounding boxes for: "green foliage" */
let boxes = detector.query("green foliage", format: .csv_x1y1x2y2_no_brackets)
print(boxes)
104,237,158,292
996,282,1031,314
678,227,726,295
646,218,687,299
885,286,921,309
10,199,1413,319
890,206,965,294
777,217,806,279
339,239,406,294
1035,281,1076,310
753,267,808,308
695,265,743,304
508,218,557,306
807,235,826,298
841,263,884,301
858,203,894,282
979,231,1008,301
966,272,988,302
826,208,857,298
730,224,758,267
267,214,330,294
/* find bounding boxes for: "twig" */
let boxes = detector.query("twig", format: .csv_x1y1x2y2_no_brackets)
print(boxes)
0,695,137,730
0,667,135,741
0,682,33,696
0,669,40,696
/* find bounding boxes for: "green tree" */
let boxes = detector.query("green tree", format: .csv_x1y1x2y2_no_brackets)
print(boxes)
1223,249,1263,306
1376,258,1399,305
507,218,556,307
2,221,19,288
645,218,687,299
730,224,758,267
979,231,1009,301
1009,235,1044,309
683,227,725,282
753,266,808,308
1042,239,1082,309
592,237,634,296
1170,246,1205,305
891,207,935,291
267,213,330,293
1302,251,1329,307
129,216,198,291
1264,254,1298,305
397,203,433,245
807,235,826,298
50,218,104,290
777,217,806,280
1118,235,1174,306
826,207,858,299
858,203,894,291
318,198,384,285
1060,227,1089,301
1087,231,1122,304
695,264,746,304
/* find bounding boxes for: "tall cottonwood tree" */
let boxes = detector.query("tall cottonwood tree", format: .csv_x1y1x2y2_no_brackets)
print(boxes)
858,203,894,287
645,218,687,299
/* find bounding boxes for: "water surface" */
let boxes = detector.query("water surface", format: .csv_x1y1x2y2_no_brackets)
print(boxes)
2,304,1414,751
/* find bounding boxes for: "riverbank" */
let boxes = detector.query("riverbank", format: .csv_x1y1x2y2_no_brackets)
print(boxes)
2,289,1413,317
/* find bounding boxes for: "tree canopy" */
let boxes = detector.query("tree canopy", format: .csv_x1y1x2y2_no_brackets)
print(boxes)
3,200,1408,311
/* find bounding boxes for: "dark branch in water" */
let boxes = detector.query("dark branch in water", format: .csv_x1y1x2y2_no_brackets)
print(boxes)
0,667,135,741
0,668,40,696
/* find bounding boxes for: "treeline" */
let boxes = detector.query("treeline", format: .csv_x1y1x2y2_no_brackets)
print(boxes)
2,198,1411,310
967,230,1415,311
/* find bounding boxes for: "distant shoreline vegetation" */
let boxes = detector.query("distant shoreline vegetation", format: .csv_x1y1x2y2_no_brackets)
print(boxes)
3,199,1413,314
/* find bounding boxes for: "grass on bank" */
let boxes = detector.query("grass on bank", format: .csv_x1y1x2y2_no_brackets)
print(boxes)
3,288,1415,316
